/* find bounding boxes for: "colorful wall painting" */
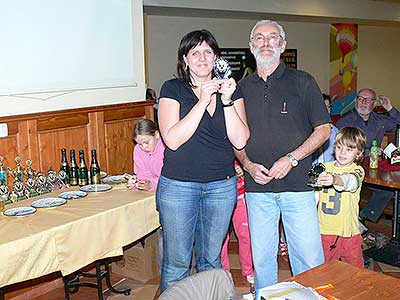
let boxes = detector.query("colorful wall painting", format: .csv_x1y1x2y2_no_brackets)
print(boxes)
329,24,358,116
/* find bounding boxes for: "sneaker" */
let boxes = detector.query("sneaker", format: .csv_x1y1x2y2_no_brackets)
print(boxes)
246,275,254,284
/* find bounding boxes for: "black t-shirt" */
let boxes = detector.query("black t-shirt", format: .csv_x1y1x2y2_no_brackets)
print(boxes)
239,62,331,192
159,78,242,182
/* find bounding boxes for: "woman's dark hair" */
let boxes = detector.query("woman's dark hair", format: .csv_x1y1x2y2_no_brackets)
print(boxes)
177,29,220,87
133,119,158,139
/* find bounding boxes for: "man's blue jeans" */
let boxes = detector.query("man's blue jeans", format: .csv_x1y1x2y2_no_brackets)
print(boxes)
246,191,324,293
156,175,237,291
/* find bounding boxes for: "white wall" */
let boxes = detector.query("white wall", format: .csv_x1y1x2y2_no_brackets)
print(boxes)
358,25,400,102
146,16,328,92
146,15,400,107
144,0,400,23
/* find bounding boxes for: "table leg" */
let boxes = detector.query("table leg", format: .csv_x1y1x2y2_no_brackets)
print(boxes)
393,190,399,240
364,190,400,267
104,258,131,296
63,258,131,300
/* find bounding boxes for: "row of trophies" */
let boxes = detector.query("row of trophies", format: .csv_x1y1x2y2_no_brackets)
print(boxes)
0,156,67,204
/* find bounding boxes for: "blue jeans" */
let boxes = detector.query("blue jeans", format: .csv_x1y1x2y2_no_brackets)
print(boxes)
156,175,237,291
246,191,324,294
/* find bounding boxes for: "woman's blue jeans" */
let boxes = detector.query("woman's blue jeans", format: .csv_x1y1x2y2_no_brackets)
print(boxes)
156,175,237,291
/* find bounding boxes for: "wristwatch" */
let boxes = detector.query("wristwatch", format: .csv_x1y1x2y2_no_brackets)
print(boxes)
286,153,298,167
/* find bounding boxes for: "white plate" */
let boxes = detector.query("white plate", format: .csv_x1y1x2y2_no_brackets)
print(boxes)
31,197,67,208
58,191,88,200
103,175,128,184
3,206,37,217
100,171,108,179
80,184,112,193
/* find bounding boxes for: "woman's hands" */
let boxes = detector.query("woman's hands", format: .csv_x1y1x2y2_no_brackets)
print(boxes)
217,78,236,103
197,80,220,107
197,78,237,106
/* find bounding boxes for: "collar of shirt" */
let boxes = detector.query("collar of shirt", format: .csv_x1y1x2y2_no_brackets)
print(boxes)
249,60,286,84
145,138,165,157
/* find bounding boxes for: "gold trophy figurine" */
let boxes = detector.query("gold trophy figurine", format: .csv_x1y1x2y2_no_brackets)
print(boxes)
25,159,36,179
0,156,7,186
8,156,25,183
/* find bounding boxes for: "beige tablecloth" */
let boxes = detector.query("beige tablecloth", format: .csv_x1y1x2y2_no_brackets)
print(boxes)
0,185,159,288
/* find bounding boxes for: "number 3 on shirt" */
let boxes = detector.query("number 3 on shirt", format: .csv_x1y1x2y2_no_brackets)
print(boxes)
321,188,341,215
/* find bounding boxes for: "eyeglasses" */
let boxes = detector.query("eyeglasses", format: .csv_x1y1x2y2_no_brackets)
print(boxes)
252,33,282,44
356,95,376,104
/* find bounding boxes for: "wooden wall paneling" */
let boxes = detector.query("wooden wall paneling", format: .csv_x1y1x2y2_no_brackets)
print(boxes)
145,104,155,122
0,102,154,177
0,121,20,182
37,113,89,172
103,103,152,175
38,127,89,172
87,112,107,172
104,119,136,175
17,120,40,170
0,121,19,161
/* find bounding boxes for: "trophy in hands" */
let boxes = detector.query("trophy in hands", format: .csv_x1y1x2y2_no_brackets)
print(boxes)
213,57,232,80
306,163,326,188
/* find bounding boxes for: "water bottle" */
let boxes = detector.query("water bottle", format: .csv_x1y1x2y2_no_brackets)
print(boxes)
369,139,379,169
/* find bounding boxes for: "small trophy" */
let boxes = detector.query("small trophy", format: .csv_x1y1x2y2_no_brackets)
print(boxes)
0,184,9,210
8,156,25,183
25,178,37,198
25,159,36,179
306,163,326,188
0,156,8,186
11,181,26,202
213,57,232,80
56,170,68,189
45,170,58,192
35,172,47,195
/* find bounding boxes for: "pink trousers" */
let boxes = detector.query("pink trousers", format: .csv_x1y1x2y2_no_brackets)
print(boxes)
221,195,254,277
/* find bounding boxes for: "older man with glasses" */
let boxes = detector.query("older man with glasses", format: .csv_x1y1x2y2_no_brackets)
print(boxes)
336,88,400,224
235,20,331,293
337,88,400,154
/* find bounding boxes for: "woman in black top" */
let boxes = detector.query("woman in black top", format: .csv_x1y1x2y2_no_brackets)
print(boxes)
157,29,249,291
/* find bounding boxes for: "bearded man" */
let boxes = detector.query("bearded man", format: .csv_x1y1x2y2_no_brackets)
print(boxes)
337,88,400,155
235,20,331,292
337,89,400,223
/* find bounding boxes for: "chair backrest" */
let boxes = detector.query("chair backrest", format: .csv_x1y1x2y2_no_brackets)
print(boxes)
158,269,237,300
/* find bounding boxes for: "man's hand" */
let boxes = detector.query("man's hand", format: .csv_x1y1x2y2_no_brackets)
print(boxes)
379,95,393,111
246,162,273,185
268,156,292,180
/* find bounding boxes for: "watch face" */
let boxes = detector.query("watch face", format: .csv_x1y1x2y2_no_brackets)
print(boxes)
287,154,298,167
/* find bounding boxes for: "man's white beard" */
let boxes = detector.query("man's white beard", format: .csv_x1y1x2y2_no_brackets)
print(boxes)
355,106,373,118
251,45,282,70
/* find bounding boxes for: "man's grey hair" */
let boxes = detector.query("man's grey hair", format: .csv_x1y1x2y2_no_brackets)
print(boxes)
357,88,376,98
249,20,286,42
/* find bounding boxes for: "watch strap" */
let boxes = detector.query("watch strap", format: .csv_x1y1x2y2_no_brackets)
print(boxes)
222,100,235,107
